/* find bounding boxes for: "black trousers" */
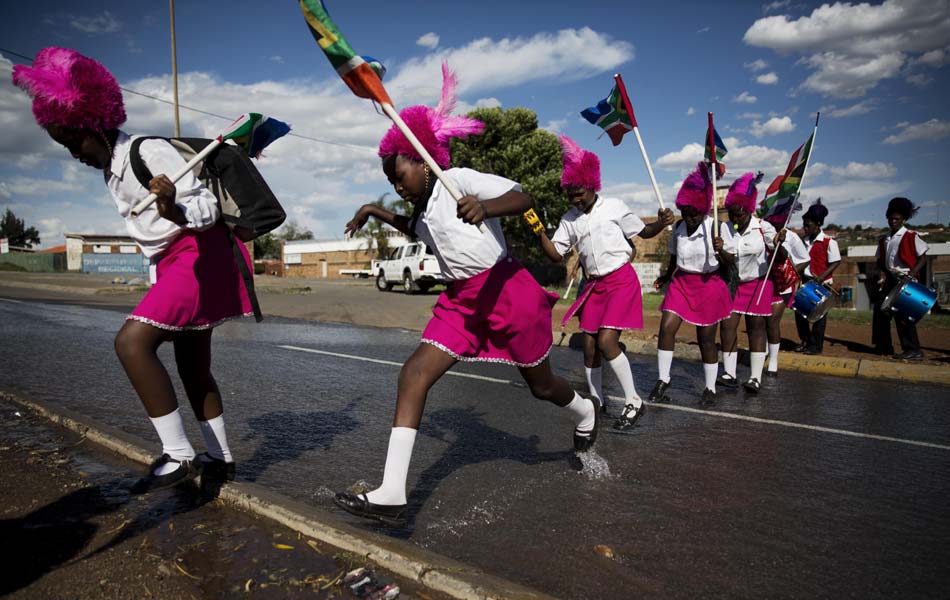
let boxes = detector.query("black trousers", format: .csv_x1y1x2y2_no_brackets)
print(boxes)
871,277,921,353
795,311,827,352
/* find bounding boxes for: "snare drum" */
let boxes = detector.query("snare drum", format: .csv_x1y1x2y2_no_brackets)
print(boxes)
793,280,833,323
881,279,937,323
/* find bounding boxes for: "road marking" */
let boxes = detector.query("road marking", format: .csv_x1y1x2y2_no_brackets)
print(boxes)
278,345,513,384
279,344,950,452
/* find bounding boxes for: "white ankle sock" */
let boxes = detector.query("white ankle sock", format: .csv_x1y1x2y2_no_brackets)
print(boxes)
366,427,417,506
767,343,780,372
703,363,718,393
149,408,195,475
749,352,766,381
607,354,642,408
723,351,738,378
198,415,233,463
584,366,603,406
564,392,595,434
657,350,674,383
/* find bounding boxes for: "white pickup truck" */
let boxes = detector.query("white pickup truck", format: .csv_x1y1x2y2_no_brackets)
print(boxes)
372,241,445,293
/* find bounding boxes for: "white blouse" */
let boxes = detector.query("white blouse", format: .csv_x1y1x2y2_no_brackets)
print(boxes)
551,196,645,277
413,168,516,281
668,216,736,274
106,131,220,258
877,226,929,275
726,216,776,282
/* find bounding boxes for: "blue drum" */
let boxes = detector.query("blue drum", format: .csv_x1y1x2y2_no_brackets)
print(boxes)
793,281,833,323
882,279,937,323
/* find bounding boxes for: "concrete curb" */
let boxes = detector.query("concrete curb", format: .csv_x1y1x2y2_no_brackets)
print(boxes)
557,330,949,385
5,393,557,600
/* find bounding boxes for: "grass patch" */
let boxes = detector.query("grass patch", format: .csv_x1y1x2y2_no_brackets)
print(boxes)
0,262,27,272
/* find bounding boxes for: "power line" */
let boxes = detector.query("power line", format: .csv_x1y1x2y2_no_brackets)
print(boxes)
0,46,375,153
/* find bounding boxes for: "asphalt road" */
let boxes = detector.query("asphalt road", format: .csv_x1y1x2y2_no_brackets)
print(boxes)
2,297,948,599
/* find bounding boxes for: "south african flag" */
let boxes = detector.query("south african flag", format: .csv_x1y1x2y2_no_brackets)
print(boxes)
581,82,636,146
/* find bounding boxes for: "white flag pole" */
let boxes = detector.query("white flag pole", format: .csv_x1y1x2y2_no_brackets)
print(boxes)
380,103,488,235
755,112,821,304
707,112,720,236
129,137,223,216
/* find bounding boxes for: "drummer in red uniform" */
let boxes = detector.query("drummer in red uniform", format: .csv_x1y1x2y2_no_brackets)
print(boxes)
872,197,929,360
795,200,841,355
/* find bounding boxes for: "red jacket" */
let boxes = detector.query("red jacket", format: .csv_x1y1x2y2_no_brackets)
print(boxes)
877,230,918,273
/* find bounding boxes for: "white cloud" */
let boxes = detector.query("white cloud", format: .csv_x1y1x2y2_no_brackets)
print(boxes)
686,107,695,116
543,119,568,134
744,59,768,71
416,32,440,49
756,72,779,85
269,55,284,64
749,116,796,137
744,0,950,98
733,91,758,104
820,99,877,118
697,27,711,34
829,161,898,179
43,10,122,34
883,118,950,144
912,46,950,67
386,28,634,102
905,72,933,86
737,112,764,120
762,0,793,13
655,137,791,176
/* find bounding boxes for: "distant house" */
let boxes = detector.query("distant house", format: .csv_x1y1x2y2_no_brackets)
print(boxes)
283,230,411,278
65,233,147,274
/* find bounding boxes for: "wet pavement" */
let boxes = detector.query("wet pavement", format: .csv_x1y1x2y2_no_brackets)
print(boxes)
0,395,445,600
1,297,949,599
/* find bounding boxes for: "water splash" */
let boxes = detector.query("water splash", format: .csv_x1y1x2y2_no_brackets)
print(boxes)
576,450,612,480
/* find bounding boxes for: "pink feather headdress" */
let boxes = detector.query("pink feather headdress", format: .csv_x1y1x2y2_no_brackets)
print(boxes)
724,172,763,213
675,162,713,212
377,63,484,168
559,135,601,191
12,47,126,131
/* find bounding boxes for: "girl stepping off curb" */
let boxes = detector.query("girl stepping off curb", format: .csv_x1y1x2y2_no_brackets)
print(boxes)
13,48,246,492
536,136,673,432
334,65,598,527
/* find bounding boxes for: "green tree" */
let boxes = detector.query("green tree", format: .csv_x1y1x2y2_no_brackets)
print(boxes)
277,219,314,241
253,232,282,260
450,107,566,263
355,192,399,261
0,208,41,249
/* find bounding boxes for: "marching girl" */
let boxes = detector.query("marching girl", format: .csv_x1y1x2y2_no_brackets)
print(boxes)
335,65,598,526
718,173,776,393
794,200,841,355
759,211,810,378
537,136,673,430
651,163,736,407
873,197,929,360
13,48,248,492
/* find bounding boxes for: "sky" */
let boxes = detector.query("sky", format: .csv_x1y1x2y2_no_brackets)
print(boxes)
1,0,949,249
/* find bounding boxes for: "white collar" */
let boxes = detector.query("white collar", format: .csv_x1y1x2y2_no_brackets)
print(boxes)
108,130,132,179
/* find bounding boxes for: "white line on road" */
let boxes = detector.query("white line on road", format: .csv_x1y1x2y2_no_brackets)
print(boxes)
279,344,950,452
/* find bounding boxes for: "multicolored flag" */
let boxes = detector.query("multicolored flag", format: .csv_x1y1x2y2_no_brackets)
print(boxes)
757,131,814,221
704,125,727,164
299,0,392,105
581,82,637,146
221,113,291,158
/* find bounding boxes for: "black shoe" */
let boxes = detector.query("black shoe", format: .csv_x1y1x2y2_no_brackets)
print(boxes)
698,388,717,407
197,452,236,482
648,379,672,403
894,350,924,360
743,378,761,394
573,396,601,452
793,343,808,353
875,346,895,356
764,370,778,379
803,347,822,355
130,454,198,494
717,373,739,388
612,402,645,433
334,492,407,527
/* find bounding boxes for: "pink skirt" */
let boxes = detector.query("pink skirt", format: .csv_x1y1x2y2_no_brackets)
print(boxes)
772,282,797,308
421,257,558,367
660,271,731,326
732,278,774,316
130,224,253,330
562,262,643,333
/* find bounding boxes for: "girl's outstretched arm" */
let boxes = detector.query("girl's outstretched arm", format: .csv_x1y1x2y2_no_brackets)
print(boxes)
345,204,413,237
456,190,532,225
538,230,565,263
